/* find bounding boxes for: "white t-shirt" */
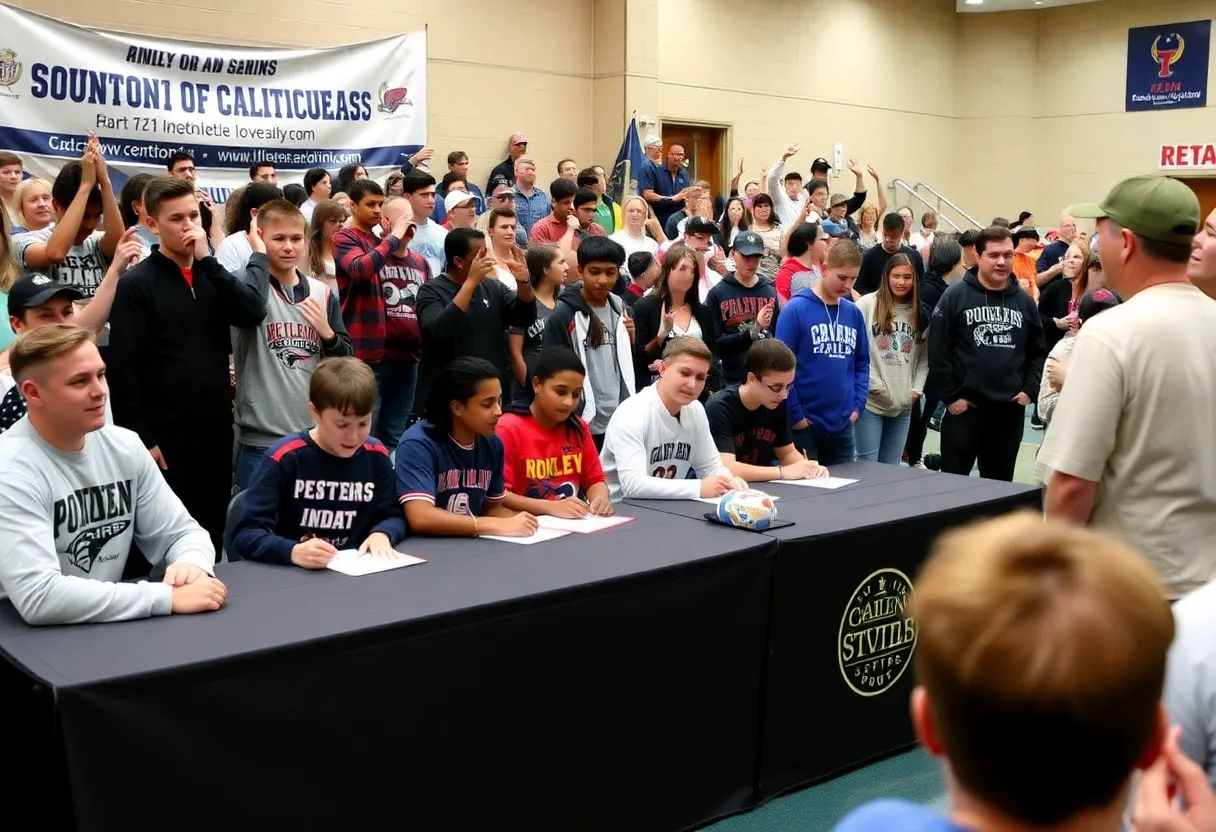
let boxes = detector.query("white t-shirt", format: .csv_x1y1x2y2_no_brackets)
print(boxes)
12,226,108,299
408,221,449,280
214,232,253,276
609,230,659,277
1164,578,1216,788
600,384,730,501
1038,282,1216,598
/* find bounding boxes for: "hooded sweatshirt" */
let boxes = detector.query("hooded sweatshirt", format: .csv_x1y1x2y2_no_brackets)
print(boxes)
855,294,929,417
706,271,781,385
542,284,635,434
774,288,870,433
919,270,950,314
927,270,1047,406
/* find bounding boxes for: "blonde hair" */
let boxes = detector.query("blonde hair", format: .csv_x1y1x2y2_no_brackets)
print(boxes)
10,324,96,383
661,334,712,363
13,178,52,229
0,209,16,292
914,512,1173,825
858,203,879,230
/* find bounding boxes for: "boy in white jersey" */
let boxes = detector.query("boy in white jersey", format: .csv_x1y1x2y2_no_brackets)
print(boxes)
600,335,747,500
0,325,225,625
232,199,353,489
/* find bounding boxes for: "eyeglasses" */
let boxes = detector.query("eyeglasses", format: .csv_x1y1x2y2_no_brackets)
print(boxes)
512,141,528,148
764,382,790,395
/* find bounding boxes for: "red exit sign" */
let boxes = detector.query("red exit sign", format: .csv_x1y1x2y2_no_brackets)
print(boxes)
1160,144,1216,170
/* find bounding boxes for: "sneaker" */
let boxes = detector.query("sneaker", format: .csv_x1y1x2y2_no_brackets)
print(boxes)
1031,415,1046,430
911,459,928,470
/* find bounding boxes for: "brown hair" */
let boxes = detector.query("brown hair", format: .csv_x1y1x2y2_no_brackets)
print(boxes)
12,178,51,229
914,512,1173,825
0,151,20,169
307,199,347,279
745,339,796,378
825,239,862,269
655,245,704,314
10,324,96,383
974,225,1013,255
142,176,197,219
1066,241,1091,302
873,253,925,335
661,334,712,363
309,357,377,416
488,206,516,228
256,199,306,231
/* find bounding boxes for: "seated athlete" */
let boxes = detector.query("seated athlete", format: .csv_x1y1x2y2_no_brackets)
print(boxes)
396,356,539,537
495,346,613,517
600,335,748,500
706,340,829,482
0,325,225,625
231,357,406,568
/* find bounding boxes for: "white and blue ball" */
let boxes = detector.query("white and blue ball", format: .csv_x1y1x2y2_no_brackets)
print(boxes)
715,490,778,530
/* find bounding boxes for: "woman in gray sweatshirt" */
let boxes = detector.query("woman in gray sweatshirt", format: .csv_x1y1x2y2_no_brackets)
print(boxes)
854,254,928,464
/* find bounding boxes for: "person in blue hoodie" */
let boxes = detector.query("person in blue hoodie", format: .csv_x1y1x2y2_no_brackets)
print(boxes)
775,239,870,465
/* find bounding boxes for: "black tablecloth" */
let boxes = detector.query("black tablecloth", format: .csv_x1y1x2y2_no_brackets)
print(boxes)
0,505,776,832
629,462,1044,798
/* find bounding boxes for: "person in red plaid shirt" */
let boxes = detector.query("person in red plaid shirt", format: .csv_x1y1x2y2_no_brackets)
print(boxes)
333,179,431,454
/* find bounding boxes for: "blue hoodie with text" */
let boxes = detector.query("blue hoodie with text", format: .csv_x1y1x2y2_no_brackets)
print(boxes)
775,288,870,433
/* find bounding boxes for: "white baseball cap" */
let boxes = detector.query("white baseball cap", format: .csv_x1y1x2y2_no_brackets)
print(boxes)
443,190,479,213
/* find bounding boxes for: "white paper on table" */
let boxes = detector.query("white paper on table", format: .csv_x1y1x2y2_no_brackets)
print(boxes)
695,493,781,505
537,515,636,534
479,527,571,545
769,477,859,490
326,549,427,576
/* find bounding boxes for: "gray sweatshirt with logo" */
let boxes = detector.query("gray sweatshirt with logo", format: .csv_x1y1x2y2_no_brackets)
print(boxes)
0,419,215,625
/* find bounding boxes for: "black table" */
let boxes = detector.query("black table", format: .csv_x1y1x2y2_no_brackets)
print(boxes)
0,504,776,832
629,462,1043,799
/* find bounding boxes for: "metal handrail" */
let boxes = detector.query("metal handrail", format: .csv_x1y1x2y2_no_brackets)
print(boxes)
913,182,983,230
890,179,962,232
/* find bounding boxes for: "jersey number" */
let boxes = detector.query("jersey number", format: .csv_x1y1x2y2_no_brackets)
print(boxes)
446,492,472,516
651,465,677,479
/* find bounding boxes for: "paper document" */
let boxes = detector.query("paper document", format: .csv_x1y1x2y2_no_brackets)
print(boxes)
327,549,427,576
695,493,781,505
479,527,571,545
537,515,636,534
770,477,859,490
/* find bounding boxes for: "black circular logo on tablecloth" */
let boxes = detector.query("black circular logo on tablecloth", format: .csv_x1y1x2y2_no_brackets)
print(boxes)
838,568,917,697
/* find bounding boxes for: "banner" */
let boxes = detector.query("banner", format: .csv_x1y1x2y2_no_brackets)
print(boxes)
1125,19,1210,112
1159,143,1216,171
0,3,426,198
607,116,645,205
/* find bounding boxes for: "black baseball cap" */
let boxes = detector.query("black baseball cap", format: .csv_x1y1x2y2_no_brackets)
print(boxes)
7,274,84,313
685,216,717,236
732,230,765,256
811,157,832,173
1078,287,1120,322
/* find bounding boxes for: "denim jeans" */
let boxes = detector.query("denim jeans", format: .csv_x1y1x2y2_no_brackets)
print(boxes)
855,409,913,465
791,421,856,466
372,361,418,454
234,442,267,492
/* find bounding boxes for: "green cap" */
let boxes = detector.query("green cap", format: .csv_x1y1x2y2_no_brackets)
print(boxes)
1069,175,1199,246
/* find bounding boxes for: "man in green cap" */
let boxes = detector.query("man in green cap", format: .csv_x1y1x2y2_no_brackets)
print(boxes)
1041,175,1216,600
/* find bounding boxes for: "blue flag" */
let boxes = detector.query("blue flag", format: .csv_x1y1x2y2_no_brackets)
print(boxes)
607,117,645,204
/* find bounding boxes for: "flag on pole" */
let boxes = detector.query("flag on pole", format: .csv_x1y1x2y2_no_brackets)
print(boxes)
607,116,646,205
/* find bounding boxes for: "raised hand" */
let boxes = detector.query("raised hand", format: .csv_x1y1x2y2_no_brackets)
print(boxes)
183,220,209,260
247,226,266,255
504,245,529,282
112,227,143,275
847,158,863,175
867,165,881,181
782,144,799,161
735,157,745,177
756,299,774,329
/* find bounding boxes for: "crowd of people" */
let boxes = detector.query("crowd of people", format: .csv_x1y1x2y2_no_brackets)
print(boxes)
2,124,1216,831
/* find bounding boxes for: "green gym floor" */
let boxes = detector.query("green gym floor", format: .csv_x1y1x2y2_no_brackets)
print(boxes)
702,414,1046,831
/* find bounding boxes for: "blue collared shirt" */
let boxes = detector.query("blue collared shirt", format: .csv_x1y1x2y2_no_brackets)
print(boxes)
512,185,552,236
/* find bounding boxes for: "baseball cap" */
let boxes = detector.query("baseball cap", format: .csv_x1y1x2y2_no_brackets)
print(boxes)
1069,175,1200,246
1011,226,1041,243
1078,287,1120,322
508,132,527,146
444,190,480,213
644,135,662,149
685,216,717,236
811,157,832,173
491,184,514,198
829,193,850,208
732,230,765,256
7,274,84,313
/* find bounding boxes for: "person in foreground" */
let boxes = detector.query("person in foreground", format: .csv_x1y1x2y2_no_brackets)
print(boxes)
706,340,829,482
396,356,539,536
0,326,225,625
600,335,748,501
495,347,613,517
833,512,1216,832
232,357,406,568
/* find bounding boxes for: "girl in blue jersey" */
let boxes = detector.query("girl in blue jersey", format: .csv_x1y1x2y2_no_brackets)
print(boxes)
395,357,539,537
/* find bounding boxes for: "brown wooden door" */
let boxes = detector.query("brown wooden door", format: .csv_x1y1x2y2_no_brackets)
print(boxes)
1177,177,1216,222
662,124,724,197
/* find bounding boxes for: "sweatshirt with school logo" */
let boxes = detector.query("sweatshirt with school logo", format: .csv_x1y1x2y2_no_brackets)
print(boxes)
0,420,216,625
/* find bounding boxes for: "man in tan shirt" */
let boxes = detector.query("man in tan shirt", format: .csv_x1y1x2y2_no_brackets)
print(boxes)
1041,175,1216,599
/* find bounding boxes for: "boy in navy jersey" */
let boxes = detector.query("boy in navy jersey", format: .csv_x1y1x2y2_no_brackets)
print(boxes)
232,357,406,567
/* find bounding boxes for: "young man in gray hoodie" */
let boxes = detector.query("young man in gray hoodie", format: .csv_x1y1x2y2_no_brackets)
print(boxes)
0,325,225,626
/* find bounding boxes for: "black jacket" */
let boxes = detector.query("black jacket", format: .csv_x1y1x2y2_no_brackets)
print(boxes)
919,270,951,314
928,271,1047,406
1037,277,1075,354
630,293,720,396
108,249,265,445
486,157,516,194
856,243,925,295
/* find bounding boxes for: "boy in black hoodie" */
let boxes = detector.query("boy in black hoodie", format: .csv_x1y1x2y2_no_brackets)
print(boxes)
928,226,1046,482
707,230,780,385
543,236,635,449
107,176,266,553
